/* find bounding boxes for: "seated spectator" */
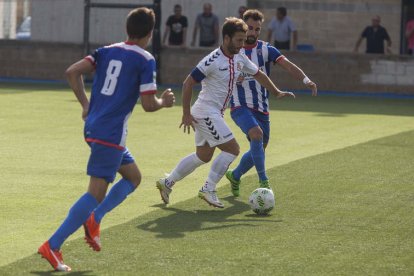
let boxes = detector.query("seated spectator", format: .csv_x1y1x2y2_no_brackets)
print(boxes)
354,15,391,54
191,3,219,47
267,7,297,50
405,17,414,55
162,4,188,47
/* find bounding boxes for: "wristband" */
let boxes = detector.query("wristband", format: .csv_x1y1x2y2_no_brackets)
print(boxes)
303,76,311,85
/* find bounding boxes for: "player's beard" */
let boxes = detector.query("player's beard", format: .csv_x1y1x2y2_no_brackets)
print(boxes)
227,41,240,54
246,35,257,45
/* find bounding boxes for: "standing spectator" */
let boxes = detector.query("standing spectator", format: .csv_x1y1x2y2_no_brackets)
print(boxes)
162,4,188,47
191,3,219,47
267,7,297,50
238,5,247,19
354,15,391,54
405,17,414,55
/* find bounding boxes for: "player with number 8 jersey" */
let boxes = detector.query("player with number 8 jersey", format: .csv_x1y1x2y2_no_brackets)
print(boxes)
37,8,175,272
84,42,157,148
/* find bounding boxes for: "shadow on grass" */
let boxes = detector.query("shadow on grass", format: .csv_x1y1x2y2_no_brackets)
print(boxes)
137,196,282,238
30,270,93,276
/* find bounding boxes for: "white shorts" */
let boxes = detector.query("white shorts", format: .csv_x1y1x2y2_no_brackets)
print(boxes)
193,115,234,147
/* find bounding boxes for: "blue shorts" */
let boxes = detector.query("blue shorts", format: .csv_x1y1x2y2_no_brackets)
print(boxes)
230,107,270,144
86,142,135,183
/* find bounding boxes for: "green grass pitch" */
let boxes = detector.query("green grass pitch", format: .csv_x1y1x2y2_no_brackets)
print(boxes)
0,82,413,275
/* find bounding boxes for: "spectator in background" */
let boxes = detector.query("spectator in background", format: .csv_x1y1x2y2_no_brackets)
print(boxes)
405,17,414,55
162,4,188,47
267,7,297,50
354,15,391,54
191,3,219,47
238,5,247,19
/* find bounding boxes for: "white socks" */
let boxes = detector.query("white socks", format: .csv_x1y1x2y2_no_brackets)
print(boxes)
202,151,237,191
167,153,206,187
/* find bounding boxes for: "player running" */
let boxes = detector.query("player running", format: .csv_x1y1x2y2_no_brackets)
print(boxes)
37,8,175,271
226,9,317,196
156,17,294,208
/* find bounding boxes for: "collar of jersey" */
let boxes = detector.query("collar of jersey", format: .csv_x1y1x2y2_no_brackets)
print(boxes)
220,46,234,59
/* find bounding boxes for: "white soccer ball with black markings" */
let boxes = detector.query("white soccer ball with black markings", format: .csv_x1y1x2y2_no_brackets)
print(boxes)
248,188,275,215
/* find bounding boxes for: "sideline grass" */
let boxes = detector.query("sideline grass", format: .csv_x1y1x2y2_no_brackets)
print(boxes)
1,130,413,275
0,83,413,272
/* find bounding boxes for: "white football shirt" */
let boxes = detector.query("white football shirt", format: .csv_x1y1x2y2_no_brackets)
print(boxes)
190,47,259,117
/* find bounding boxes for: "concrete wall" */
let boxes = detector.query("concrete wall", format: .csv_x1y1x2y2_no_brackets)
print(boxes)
0,40,83,79
250,0,401,53
31,0,402,53
1,40,413,94
161,47,414,94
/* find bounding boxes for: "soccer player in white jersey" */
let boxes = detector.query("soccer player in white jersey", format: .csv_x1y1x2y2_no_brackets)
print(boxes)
226,9,317,196
157,17,295,208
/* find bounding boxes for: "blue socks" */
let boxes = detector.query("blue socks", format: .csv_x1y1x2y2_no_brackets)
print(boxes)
233,151,254,180
48,179,136,250
233,139,268,182
49,192,98,250
250,139,268,181
93,179,135,223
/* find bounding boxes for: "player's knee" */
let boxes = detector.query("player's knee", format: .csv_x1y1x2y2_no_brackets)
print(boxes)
198,154,212,163
248,127,263,141
228,142,240,156
127,171,141,188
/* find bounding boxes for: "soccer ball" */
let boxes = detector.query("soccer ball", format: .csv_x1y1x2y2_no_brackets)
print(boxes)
248,188,275,215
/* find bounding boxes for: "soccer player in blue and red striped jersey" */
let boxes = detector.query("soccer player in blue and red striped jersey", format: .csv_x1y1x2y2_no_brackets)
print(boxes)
37,8,175,272
226,9,318,195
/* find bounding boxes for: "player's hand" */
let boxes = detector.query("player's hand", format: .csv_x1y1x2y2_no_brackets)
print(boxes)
276,91,296,99
82,104,89,121
161,88,175,107
180,113,197,134
306,81,318,96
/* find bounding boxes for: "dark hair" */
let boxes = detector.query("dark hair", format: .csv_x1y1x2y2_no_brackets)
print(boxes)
243,9,264,22
126,7,155,39
174,4,181,9
277,7,287,17
222,17,248,39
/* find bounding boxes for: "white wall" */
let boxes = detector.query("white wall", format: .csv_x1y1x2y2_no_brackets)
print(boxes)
0,0,17,39
31,0,246,44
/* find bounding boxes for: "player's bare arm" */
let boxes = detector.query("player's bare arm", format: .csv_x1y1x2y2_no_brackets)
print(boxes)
65,59,95,121
141,88,175,112
278,58,318,96
253,70,295,99
180,74,198,134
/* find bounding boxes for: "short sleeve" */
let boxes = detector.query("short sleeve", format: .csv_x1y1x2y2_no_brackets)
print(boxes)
140,59,157,95
267,44,283,63
166,16,173,27
182,17,188,28
190,52,217,82
84,48,100,66
288,17,297,31
383,28,390,41
213,15,219,26
190,67,206,82
240,53,259,75
361,27,369,38
195,14,201,27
